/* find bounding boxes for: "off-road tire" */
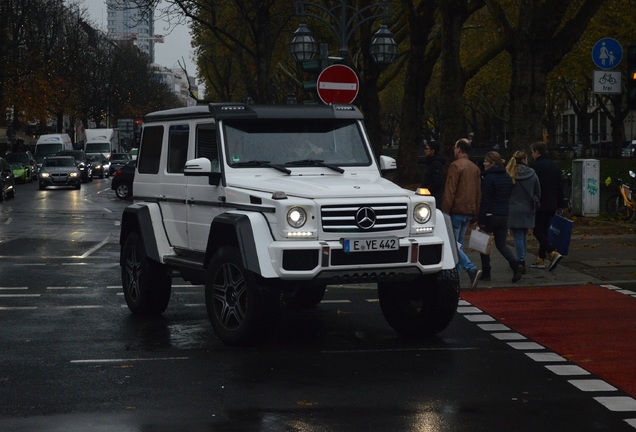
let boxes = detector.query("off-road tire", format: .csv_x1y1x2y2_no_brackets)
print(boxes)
205,246,280,345
121,231,172,315
378,269,460,337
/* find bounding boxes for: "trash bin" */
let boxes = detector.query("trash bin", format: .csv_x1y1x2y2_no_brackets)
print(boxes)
572,159,600,217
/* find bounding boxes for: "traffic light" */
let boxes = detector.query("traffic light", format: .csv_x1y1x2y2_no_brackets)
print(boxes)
299,43,330,104
301,59,324,94
627,44,636,109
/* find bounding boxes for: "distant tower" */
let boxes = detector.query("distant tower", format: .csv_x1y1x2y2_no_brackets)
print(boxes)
105,0,155,62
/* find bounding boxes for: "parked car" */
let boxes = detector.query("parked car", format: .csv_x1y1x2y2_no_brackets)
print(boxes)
55,150,93,183
86,153,107,178
4,151,37,180
0,157,17,201
111,160,136,199
38,156,82,190
10,162,32,183
108,152,132,176
623,141,636,158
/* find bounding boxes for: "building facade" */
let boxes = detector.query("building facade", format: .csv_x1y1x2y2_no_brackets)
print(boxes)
106,0,155,62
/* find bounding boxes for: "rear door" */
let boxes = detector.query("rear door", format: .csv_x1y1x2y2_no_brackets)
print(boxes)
135,124,190,249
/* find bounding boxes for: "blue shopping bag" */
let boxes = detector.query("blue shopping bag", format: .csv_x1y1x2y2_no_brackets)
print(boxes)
548,215,573,256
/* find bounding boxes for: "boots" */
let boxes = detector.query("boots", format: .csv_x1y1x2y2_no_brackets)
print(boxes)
511,261,524,283
481,266,492,282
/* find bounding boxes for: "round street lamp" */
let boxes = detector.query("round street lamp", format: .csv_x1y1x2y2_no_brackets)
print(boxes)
370,24,397,66
291,1,396,67
290,22,318,63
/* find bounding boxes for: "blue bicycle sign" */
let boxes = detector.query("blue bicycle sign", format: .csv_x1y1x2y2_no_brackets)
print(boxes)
592,38,623,70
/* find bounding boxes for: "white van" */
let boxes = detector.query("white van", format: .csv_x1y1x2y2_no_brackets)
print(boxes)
34,134,73,169
85,128,118,160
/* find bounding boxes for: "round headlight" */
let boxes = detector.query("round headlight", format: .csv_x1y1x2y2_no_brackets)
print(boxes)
287,207,307,228
413,203,432,224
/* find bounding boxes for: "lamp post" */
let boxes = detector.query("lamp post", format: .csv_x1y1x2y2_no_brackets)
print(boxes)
290,1,396,66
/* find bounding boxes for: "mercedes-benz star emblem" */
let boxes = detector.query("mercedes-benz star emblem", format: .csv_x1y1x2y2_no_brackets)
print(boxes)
355,207,376,230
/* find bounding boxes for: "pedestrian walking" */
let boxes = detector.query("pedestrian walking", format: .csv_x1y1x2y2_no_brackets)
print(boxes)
506,151,541,275
478,151,524,283
421,141,446,207
442,138,482,289
530,141,564,271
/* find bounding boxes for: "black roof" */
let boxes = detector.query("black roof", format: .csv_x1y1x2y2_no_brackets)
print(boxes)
142,103,363,123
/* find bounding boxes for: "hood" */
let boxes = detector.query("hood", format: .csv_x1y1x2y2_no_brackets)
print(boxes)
515,164,535,181
43,166,77,174
227,172,411,199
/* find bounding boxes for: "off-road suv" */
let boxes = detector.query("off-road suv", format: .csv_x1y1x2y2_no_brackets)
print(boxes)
119,103,460,345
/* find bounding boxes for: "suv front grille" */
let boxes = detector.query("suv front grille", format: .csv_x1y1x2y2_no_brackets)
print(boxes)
321,203,408,233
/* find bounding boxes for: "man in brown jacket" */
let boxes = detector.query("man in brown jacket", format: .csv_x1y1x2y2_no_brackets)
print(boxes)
442,138,482,289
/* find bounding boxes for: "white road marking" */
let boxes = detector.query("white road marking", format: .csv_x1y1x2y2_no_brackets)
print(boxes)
70,357,190,364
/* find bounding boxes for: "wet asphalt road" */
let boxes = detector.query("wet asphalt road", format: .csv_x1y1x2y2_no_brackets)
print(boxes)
0,179,635,431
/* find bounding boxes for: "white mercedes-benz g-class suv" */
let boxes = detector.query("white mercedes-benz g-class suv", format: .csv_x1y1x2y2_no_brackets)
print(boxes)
119,103,460,345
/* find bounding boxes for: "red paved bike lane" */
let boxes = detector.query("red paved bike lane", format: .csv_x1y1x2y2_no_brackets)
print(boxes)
461,284,636,398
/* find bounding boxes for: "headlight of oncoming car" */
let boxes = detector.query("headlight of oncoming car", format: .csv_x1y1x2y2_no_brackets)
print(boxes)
69,172,79,178
287,207,307,228
40,172,50,178
413,203,432,224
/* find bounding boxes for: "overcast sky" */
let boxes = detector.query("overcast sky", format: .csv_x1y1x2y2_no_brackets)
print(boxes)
78,0,198,79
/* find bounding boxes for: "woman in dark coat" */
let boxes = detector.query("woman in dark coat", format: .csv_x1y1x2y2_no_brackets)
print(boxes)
478,151,524,283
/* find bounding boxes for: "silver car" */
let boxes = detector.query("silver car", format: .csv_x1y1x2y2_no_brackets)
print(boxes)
38,156,82,190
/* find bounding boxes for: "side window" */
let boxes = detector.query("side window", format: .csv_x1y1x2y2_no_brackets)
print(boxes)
138,126,163,174
196,123,219,172
167,125,189,173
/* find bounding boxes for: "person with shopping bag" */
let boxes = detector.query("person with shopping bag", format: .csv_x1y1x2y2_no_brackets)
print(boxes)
506,151,541,275
478,151,524,283
530,141,564,271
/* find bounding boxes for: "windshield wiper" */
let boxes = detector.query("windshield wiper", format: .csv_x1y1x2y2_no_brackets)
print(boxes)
233,160,291,174
285,159,345,174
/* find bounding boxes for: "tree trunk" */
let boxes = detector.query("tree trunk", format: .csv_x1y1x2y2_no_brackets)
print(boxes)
506,0,606,151
438,0,468,160
395,0,438,185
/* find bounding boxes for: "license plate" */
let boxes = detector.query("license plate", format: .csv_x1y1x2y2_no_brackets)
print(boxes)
343,237,399,253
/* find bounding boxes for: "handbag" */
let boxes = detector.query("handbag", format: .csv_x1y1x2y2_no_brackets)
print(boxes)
468,228,494,255
548,214,573,256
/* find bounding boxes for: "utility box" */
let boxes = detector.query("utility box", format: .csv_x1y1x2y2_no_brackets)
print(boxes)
571,159,600,217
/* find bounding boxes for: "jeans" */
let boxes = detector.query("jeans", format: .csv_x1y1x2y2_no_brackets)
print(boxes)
479,214,518,274
511,228,527,263
450,214,478,273
533,210,556,259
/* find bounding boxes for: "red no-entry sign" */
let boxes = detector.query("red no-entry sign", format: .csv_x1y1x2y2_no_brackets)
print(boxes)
316,64,359,104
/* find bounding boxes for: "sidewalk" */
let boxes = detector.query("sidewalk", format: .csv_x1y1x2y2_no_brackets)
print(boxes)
458,215,636,290
459,246,602,290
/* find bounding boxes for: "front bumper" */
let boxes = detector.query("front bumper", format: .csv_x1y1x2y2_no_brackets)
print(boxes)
268,236,446,284
39,174,81,187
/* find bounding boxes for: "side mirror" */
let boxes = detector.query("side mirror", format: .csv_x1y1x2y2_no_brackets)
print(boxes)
379,155,397,171
184,157,221,186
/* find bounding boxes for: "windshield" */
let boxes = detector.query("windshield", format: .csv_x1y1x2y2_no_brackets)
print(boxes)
44,158,75,168
85,143,110,153
35,144,63,156
86,154,103,162
223,119,371,168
